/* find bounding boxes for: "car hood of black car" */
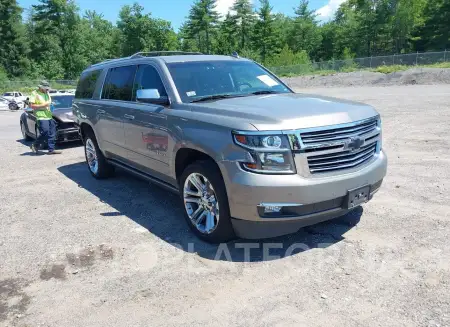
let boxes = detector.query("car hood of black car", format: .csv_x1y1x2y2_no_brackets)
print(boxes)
52,108,75,122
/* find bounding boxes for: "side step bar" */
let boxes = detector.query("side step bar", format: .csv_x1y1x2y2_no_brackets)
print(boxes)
107,159,179,194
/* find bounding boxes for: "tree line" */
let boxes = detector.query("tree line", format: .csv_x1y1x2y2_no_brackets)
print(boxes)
0,0,448,81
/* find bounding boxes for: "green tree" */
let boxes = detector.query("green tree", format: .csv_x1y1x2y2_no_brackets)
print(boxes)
117,3,155,55
186,0,220,53
272,13,293,48
252,0,280,64
179,22,199,52
80,10,117,65
288,0,322,60
392,0,426,53
31,0,85,79
267,45,311,66
0,0,30,77
117,3,178,56
232,0,255,50
413,0,449,51
215,13,238,54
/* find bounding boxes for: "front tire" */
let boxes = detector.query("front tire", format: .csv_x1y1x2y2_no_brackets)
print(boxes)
180,160,235,243
84,130,114,179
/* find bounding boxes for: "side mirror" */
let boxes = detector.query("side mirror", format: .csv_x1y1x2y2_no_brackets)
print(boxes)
136,89,169,106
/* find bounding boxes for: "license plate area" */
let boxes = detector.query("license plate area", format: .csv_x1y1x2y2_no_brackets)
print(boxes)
346,185,370,209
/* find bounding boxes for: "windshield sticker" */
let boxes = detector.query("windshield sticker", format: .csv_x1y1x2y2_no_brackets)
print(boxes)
186,91,196,97
257,75,279,87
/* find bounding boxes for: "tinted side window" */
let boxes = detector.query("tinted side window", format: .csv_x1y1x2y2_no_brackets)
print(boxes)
75,69,102,99
102,65,137,101
133,65,167,100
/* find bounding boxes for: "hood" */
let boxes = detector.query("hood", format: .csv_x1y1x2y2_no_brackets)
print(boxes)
52,108,75,122
191,93,379,131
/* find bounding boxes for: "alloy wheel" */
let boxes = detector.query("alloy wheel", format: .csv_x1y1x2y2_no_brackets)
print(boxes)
183,173,220,234
85,138,99,174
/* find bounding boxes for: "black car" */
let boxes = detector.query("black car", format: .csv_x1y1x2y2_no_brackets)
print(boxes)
20,94,80,143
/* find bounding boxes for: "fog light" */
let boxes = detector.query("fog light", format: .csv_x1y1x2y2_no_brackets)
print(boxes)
264,205,282,213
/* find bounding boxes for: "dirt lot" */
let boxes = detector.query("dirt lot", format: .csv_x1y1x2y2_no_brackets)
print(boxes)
284,68,450,88
1,85,449,327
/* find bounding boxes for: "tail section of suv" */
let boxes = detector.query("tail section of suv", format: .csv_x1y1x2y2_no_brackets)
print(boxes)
73,52,387,243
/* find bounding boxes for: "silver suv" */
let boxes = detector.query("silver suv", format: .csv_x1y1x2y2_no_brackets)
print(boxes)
73,52,387,243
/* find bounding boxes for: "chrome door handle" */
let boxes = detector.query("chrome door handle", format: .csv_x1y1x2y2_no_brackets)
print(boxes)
97,109,105,114
124,114,135,120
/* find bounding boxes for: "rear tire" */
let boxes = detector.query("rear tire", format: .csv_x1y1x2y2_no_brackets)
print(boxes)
84,130,114,179
179,160,235,243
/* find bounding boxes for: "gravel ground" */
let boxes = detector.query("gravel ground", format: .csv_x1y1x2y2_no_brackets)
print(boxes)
1,85,449,327
284,68,450,88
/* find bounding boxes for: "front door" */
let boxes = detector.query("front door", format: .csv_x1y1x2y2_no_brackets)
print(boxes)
124,64,171,182
96,65,137,160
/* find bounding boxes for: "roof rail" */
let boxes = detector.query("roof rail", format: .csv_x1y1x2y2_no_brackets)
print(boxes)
130,51,204,58
89,57,127,68
89,51,204,68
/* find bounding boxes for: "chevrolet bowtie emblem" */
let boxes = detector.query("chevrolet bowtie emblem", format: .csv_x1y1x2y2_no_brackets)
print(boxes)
345,136,364,151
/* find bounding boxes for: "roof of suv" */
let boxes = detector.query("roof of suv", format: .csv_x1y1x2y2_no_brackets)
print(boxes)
88,53,249,70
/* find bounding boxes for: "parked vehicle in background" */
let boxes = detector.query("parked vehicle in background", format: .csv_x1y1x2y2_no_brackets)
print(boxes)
0,97,9,111
58,89,76,94
20,93,80,143
73,52,387,243
2,91,26,109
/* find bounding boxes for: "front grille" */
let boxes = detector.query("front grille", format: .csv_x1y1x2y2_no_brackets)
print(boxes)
307,143,377,173
293,117,381,174
57,122,75,130
301,118,378,145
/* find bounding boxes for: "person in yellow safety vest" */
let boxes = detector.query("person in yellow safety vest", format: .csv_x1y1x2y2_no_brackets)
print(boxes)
29,80,62,154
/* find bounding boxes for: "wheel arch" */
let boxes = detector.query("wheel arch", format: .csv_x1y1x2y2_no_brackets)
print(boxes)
79,122,96,143
174,147,222,184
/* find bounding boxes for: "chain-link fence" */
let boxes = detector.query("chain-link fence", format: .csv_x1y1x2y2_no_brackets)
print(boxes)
270,50,450,76
1,50,449,94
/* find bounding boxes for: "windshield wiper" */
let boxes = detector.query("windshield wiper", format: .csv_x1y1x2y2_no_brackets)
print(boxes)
248,90,282,95
190,94,244,103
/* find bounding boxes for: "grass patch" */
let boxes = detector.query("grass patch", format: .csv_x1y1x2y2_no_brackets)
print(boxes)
370,65,410,74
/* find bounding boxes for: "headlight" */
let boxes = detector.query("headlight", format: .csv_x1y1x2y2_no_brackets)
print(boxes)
233,132,296,174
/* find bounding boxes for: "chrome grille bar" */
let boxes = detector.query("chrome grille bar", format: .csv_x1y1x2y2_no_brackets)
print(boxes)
309,149,376,173
308,144,376,166
301,120,377,144
285,117,381,175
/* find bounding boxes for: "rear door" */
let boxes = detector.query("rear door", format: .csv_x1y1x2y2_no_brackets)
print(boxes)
124,64,171,180
95,65,137,160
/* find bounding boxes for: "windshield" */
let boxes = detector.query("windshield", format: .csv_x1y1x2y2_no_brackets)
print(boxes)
3,93,13,96
166,60,291,103
52,95,74,109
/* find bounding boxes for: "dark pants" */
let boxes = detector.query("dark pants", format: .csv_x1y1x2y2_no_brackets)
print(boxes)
34,119,56,152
